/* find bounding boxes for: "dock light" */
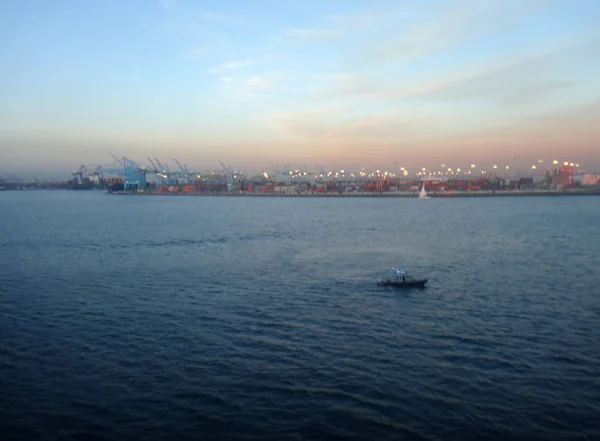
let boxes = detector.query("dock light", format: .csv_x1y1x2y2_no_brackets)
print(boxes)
564,162,569,166
441,164,446,168
493,165,497,169
471,164,476,168
570,163,574,167
575,164,580,168
531,166,536,170
341,170,344,173
400,167,405,171
422,168,426,171
506,166,510,169
376,170,380,174
457,168,461,172
448,168,452,172
553,160,559,165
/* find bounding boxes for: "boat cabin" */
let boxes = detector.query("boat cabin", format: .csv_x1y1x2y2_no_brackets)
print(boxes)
382,267,414,282
378,267,428,288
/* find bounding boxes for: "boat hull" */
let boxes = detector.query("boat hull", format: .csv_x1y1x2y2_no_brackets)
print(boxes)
378,279,428,288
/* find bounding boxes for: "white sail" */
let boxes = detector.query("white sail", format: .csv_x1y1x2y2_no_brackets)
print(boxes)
419,182,431,200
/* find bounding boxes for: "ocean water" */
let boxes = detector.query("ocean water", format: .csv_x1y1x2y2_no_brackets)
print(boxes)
1,191,599,441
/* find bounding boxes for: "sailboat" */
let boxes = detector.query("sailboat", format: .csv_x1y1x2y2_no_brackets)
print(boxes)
418,182,431,200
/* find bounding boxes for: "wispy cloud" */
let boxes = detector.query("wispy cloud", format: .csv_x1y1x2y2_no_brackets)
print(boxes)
244,70,288,90
281,11,388,45
207,61,250,74
265,106,436,143
215,70,289,103
410,57,576,106
162,20,205,37
200,12,256,28
324,11,388,30
285,27,344,42
221,86,270,103
353,0,548,65
402,36,600,107
158,0,174,12
186,47,207,59
262,32,600,148
408,98,600,161
311,34,600,112
261,95,600,165
319,73,359,82
246,77,274,89
263,107,344,139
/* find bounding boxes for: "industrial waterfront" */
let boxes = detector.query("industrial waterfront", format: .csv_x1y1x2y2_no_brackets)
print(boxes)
2,155,599,197
109,189,600,198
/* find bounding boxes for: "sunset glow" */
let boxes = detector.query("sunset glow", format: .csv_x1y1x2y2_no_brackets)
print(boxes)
1,0,599,176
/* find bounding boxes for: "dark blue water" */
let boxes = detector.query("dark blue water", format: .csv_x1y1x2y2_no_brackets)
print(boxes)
1,191,599,441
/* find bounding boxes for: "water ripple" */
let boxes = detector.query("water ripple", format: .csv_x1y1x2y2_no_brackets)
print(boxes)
1,192,599,441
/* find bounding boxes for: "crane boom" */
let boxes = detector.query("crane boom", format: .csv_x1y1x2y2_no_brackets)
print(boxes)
174,158,187,174
110,153,124,166
147,157,159,172
154,157,166,171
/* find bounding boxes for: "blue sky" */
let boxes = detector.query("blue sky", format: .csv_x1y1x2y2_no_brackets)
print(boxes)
1,0,599,176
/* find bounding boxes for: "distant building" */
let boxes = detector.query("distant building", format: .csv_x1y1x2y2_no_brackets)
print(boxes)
275,173,293,183
519,177,534,189
559,166,575,187
581,174,600,186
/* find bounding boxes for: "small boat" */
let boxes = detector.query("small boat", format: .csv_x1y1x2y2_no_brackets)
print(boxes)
377,267,428,288
418,183,431,200
378,279,427,288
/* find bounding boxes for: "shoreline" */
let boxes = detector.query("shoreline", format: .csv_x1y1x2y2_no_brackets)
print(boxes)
108,189,600,198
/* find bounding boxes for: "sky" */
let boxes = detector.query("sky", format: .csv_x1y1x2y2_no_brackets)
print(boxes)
1,0,599,177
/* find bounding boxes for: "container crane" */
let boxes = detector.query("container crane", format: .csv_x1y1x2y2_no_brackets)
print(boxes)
174,158,194,184
97,156,125,179
314,164,328,176
104,154,148,191
153,157,175,186
147,157,168,188
218,160,236,191
123,157,147,191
